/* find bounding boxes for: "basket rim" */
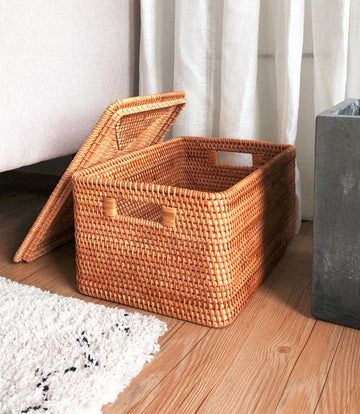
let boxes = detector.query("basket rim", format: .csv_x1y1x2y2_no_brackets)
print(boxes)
72,136,295,201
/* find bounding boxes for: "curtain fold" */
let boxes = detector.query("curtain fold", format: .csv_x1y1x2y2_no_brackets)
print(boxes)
346,0,360,97
312,0,350,114
271,0,305,230
172,0,216,136
219,0,260,140
139,0,175,94
139,0,359,221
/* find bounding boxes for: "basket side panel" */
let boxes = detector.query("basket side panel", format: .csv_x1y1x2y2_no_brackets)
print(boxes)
227,147,296,314
73,175,235,327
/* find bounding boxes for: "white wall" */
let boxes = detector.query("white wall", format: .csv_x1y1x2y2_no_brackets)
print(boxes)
0,0,139,173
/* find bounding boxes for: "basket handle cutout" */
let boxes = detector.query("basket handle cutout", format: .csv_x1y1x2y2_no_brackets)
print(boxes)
103,197,177,228
209,151,264,168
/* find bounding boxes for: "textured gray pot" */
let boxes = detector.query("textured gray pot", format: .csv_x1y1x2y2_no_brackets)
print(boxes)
312,99,360,329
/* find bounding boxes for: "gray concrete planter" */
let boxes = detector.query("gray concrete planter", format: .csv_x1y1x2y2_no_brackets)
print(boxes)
312,99,360,329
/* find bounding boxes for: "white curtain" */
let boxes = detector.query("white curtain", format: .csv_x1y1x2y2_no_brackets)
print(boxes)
139,0,360,222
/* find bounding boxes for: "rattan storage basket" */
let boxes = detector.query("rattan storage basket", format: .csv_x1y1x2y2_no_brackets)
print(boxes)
72,125,296,326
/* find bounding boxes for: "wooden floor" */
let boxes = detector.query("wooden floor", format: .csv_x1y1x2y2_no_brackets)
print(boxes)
1,182,359,414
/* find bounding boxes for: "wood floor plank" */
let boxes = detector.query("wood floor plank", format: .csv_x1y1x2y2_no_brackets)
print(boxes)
314,327,360,414
125,224,315,414
274,321,343,414
2,186,360,414
198,289,314,414
103,323,209,413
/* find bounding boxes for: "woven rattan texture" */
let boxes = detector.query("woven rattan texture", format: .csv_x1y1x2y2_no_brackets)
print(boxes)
72,136,296,327
14,92,185,262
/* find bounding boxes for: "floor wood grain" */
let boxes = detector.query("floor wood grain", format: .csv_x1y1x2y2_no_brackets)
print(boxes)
0,185,359,414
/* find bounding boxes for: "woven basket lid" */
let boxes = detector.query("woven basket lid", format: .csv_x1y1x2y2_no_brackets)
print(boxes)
14,91,186,262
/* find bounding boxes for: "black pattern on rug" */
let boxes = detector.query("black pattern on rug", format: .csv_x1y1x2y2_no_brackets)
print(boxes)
20,321,130,414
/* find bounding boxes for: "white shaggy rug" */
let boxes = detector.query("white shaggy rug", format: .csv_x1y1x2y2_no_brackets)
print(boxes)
0,277,167,414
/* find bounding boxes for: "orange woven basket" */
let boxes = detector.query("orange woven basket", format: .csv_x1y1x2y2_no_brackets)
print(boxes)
72,96,296,327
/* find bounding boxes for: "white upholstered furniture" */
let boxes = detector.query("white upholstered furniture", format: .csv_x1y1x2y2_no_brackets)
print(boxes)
0,0,139,172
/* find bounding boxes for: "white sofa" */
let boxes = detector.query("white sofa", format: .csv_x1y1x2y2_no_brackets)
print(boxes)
0,0,139,172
